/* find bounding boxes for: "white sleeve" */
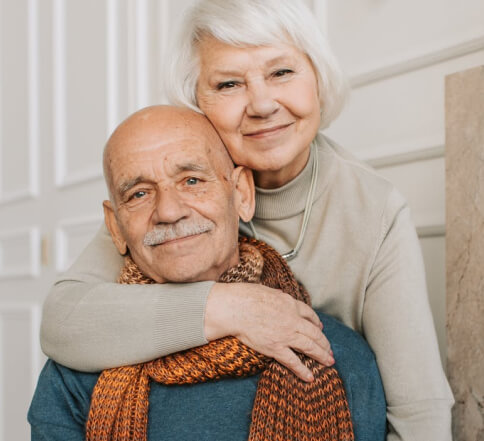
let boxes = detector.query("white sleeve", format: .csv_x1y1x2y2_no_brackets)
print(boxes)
41,224,213,371
363,189,454,441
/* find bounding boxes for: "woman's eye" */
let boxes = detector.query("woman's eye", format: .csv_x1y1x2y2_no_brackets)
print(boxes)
273,69,293,77
186,177,199,186
216,81,238,90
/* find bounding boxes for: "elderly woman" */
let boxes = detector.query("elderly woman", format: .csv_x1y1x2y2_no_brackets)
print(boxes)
40,0,454,440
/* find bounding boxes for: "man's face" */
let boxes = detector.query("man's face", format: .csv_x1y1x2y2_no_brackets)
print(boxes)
104,108,253,283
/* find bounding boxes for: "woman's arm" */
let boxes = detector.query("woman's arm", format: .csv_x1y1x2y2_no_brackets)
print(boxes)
41,225,212,371
363,189,454,441
41,225,332,378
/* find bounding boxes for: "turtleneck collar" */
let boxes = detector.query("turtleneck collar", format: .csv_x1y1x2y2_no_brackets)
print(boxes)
252,134,336,220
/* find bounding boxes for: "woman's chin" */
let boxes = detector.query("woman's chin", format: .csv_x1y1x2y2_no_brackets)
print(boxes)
251,151,311,188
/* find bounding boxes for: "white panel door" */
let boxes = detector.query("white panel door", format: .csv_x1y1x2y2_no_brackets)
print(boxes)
0,0,44,439
0,0,189,438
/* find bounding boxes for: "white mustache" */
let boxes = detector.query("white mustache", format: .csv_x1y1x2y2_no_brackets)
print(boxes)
143,220,215,246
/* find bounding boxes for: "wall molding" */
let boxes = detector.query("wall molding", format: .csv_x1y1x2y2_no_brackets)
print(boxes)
53,0,112,189
0,189,36,206
417,224,445,238
55,215,103,273
106,0,120,135
0,0,40,206
136,0,150,109
57,165,104,189
157,0,170,103
366,144,445,169
28,0,40,200
53,0,67,188
0,227,40,279
29,304,43,391
0,304,43,405
126,0,152,111
350,34,484,88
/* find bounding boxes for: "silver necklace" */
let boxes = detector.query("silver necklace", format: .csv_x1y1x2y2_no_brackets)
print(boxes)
248,144,319,261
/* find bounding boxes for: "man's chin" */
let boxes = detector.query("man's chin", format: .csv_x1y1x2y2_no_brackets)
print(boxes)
150,266,219,284
134,254,221,284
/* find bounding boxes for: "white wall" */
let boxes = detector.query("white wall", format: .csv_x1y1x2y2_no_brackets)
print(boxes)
0,1,169,438
321,0,484,366
0,0,483,438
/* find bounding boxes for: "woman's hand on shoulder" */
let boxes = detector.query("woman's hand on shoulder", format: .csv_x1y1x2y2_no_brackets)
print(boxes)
205,282,334,382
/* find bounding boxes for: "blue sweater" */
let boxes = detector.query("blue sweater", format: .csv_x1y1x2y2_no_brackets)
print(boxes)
28,312,386,441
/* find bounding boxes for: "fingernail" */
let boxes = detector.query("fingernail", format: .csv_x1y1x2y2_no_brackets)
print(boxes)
306,373,314,382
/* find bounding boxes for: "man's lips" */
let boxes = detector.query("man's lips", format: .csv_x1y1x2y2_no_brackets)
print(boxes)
242,122,294,137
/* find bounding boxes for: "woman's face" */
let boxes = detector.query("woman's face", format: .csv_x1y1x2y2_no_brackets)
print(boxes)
196,37,321,189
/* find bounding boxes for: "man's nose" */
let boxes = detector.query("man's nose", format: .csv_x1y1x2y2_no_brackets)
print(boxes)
246,82,279,118
152,186,190,224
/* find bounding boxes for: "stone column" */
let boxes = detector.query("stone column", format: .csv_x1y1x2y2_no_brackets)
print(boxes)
446,65,484,441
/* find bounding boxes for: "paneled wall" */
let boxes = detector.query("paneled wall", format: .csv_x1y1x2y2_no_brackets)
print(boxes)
323,0,484,366
0,1,169,439
0,0,483,438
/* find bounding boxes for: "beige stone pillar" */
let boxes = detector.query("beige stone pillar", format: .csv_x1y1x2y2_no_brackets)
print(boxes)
446,65,484,441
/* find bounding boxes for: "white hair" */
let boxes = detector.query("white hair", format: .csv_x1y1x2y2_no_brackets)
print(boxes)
165,0,348,129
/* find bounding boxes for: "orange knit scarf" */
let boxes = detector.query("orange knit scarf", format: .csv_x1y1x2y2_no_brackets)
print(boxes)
86,237,354,441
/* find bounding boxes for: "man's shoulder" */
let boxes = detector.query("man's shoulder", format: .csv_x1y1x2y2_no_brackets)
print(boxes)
315,311,376,364
28,360,99,431
33,359,99,405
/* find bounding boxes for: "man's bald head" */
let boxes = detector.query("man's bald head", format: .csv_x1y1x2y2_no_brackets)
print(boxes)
102,105,255,283
103,105,234,202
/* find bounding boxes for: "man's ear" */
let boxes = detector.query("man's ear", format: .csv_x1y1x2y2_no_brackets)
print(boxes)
103,200,128,255
231,166,255,222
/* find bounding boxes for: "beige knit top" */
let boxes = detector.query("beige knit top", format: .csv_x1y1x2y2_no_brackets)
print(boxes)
41,134,454,441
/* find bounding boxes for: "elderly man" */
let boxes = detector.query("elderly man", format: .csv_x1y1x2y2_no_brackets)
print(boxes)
29,106,386,441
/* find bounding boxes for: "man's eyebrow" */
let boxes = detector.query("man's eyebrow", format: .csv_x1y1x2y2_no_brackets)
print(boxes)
173,162,210,174
117,176,144,196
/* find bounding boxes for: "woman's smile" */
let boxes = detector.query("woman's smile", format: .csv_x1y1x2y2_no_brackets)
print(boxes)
196,37,321,188
242,122,295,139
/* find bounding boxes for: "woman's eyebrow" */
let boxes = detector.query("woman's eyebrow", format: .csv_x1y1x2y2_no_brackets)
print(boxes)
210,68,244,77
265,55,293,66
211,55,294,77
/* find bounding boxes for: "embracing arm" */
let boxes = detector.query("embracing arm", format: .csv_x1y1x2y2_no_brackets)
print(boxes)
41,225,332,378
363,189,454,441
41,225,212,371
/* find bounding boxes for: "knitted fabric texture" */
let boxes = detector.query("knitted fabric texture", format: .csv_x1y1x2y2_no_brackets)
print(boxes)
86,237,354,441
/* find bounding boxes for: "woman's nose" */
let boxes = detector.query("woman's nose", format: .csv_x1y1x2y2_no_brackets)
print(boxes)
246,83,279,118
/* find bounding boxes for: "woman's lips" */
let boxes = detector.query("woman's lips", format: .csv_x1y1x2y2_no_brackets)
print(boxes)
243,122,294,138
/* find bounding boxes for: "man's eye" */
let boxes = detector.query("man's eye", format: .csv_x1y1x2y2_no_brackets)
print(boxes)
130,191,146,199
273,69,293,77
216,81,238,90
186,177,199,186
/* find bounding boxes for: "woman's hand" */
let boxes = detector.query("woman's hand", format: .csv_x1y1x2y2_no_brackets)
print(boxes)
204,282,334,382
